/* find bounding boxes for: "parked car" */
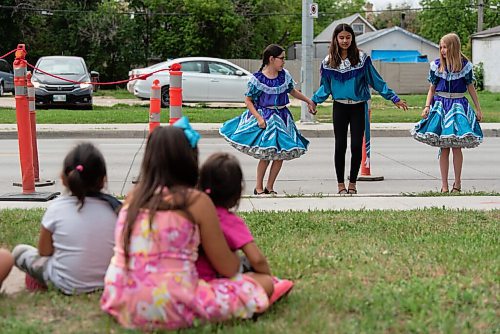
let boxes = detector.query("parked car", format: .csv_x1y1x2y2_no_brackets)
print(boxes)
31,56,99,110
131,57,252,107
127,60,170,94
0,59,14,96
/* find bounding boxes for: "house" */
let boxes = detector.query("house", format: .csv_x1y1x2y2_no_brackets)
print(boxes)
311,13,377,59
288,13,376,59
355,26,439,62
287,13,439,62
472,26,500,92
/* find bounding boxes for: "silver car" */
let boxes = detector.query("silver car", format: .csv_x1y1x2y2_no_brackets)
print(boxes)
132,57,252,107
0,59,14,96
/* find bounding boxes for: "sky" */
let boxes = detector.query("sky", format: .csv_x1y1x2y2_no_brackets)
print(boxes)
368,0,422,10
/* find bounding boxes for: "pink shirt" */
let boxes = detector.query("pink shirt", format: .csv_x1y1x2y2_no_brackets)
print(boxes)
196,207,254,281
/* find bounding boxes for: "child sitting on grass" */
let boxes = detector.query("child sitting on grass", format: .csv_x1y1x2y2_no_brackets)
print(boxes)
12,142,121,294
100,120,272,330
197,152,293,304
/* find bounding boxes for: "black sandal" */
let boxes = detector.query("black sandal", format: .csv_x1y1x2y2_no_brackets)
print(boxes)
347,187,357,194
451,184,461,193
264,187,277,195
254,188,266,195
338,188,348,195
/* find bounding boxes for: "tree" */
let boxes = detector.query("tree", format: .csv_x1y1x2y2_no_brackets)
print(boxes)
370,2,420,33
75,0,143,83
418,0,500,56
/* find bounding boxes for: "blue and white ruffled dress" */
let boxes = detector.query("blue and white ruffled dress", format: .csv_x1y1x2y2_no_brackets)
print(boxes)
411,59,483,148
219,69,309,160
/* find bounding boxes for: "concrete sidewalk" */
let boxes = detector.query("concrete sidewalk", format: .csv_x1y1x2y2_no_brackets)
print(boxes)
1,195,499,211
0,122,499,139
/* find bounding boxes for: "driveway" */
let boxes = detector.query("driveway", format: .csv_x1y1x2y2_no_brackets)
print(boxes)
0,95,149,108
0,95,304,109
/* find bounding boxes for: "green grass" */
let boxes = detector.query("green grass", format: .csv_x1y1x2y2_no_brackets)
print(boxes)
93,88,136,99
0,92,498,124
1,209,498,333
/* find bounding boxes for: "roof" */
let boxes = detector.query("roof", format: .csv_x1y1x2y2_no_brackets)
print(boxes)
471,25,500,38
314,13,377,42
356,26,439,49
371,50,428,62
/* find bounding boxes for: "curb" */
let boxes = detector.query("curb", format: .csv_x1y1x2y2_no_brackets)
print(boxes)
1,129,499,139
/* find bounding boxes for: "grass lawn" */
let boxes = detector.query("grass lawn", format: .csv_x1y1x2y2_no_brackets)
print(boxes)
0,209,498,333
0,91,498,124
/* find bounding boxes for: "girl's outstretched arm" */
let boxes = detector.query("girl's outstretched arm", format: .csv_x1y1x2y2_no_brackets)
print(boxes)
467,84,483,121
422,84,436,118
241,242,271,275
290,88,317,114
366,59,408,111
190,191,240,278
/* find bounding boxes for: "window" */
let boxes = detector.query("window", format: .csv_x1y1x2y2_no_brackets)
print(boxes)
352,23,365,35
37,58,86,75
180,61,204,73
208,62,238,76
0,60,11,73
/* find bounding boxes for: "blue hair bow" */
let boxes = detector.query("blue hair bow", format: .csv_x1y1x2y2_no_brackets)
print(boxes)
173,116,201,148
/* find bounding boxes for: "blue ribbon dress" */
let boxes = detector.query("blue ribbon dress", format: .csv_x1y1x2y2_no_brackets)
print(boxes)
219,69,309,160
411,59,483,148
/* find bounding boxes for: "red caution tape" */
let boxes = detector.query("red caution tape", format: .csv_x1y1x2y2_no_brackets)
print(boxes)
26,62,172,86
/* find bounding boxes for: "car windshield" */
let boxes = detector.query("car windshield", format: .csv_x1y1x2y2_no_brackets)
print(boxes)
36,58,86,75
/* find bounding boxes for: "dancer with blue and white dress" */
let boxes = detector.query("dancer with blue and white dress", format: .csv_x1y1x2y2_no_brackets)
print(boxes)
411,33,483,193
220,44,316,195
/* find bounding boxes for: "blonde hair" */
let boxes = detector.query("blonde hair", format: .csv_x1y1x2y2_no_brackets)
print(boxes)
439,33,468,73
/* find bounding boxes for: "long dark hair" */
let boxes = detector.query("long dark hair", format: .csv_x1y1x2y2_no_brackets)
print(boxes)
328,24,360,68
123,126,199,267
199,152,243,209
258,44,285,71
62,142,107,210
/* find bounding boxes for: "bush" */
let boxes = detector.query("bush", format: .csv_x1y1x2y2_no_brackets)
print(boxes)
473,62,484,91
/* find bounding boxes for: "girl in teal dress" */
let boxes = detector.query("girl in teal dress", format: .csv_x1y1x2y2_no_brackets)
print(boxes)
220,44,316,195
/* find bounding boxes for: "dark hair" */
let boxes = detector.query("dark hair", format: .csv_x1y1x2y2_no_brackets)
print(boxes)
328,24,360,68
62,142,107,210
123,126,199,267
199,153,243,209
259,44,285,71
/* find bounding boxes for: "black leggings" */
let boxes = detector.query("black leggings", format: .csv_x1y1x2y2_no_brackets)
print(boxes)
332,101,366,183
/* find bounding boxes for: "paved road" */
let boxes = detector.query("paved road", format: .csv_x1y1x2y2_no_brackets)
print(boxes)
1,137,499,197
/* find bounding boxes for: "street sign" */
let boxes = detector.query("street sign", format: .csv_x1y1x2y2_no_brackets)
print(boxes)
309,3,318,18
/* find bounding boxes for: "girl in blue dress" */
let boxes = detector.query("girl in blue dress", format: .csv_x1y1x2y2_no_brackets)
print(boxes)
411,33,483,193
220,44,316,195
312,24,408,195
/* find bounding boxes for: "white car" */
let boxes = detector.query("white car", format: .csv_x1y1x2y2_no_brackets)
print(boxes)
131,57,252,107
127,61,170,94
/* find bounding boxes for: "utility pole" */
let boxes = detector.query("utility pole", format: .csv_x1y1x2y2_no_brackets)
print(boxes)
478,0,484,32
300,0,316,123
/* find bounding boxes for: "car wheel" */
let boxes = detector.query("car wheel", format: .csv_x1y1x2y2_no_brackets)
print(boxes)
161,86,170,107
0,83,4,97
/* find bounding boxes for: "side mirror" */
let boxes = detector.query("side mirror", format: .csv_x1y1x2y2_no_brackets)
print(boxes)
90,71,100,78
235,70,245,76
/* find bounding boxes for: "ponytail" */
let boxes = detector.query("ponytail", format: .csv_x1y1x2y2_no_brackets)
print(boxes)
61,142,107,211
258,63,265,71
67,168,86,210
